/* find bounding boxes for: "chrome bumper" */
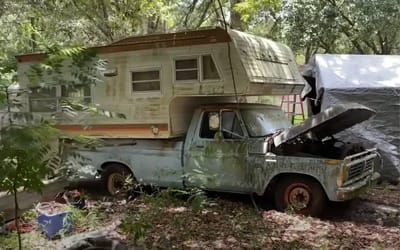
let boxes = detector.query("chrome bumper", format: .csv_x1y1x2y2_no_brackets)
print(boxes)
336,172,380,200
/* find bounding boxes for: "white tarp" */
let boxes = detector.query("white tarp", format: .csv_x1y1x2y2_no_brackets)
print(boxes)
301,54,400,99
301,54,400,182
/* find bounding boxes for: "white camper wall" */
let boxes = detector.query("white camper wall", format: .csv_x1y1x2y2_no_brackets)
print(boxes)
87,42,248,125
17,41,248,138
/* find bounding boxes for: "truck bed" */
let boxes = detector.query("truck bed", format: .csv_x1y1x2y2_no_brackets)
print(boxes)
77,139,185,187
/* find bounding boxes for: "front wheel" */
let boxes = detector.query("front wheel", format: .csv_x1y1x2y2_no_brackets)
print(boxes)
274,176,327,217
101,164,132,196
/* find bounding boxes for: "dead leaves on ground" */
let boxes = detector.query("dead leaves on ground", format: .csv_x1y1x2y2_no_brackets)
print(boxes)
117,190,400,249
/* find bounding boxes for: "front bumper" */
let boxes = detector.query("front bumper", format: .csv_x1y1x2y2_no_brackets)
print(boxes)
336,172,380,200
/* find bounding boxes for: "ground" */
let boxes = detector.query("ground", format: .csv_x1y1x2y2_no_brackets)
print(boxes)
1,184,399,249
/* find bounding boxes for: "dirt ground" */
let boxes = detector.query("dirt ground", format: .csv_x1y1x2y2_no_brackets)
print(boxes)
1,183,399,249
87,183,400,249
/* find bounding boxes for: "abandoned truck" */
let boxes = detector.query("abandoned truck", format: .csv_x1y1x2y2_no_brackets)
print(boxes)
72,102,379,217
15,28,380,216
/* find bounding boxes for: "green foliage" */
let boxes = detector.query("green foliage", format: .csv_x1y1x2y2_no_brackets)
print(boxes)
0,122,61,193
26,47,105,88
1,0,398,69
121,217,151,244
281,0,400,61
0,23,116,249
65,205,104,231
0,232,21,249
235,0,280,22
234,0,282,38
168,0,218,29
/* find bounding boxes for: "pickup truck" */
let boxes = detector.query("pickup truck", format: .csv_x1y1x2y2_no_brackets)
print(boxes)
71,103,380,216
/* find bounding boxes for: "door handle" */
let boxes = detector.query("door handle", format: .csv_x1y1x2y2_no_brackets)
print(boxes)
265,152,277,163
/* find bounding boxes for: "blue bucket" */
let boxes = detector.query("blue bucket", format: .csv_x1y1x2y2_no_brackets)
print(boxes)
36,202,73,238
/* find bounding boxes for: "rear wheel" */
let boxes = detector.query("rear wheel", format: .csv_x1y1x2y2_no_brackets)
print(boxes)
101,164,132,196
274,176,327,217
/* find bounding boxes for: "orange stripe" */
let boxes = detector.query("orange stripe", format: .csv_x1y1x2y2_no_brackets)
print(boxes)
56,123,169,134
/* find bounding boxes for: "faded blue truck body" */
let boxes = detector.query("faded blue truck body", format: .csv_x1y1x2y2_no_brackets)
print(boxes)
73,103,380,205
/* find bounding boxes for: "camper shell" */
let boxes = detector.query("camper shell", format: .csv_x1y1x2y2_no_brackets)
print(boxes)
16,27,305,138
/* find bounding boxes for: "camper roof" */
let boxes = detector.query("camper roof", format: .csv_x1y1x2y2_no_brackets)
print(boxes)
16,27,231,62
16,27,296,71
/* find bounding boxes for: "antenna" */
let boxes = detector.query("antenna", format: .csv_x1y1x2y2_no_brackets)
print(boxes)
216,0,240,105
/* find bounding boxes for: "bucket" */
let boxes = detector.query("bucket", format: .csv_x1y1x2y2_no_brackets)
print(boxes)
36,202,73,238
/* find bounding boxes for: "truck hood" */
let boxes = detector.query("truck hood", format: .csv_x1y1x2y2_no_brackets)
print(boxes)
273,103,376,147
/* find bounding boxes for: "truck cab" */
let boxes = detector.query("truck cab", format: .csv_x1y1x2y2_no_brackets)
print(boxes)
70,102,380,217
181,103,380,216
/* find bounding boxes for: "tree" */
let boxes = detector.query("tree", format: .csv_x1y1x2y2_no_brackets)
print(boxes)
281,0,400,62
166,0,221,29
0,42,110,249
234,0,281,38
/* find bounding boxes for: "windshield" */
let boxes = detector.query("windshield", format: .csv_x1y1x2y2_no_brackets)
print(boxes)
241,108,291,137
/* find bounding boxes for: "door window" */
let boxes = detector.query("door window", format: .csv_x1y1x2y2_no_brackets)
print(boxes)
221,111,244,139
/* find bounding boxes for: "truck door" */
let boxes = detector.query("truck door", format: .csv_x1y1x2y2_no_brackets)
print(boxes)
185,110,252,193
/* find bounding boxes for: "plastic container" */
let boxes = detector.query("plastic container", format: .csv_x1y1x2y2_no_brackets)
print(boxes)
36,202,73,238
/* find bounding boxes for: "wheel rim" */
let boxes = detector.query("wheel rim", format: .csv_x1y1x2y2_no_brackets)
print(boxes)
107,173,125,195
284,183,312,210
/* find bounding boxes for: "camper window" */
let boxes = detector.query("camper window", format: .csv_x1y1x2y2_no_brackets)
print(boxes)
131,70,160,92
202,55,220,80
175,58,198,81
175,56,220,82
29,87,57,112
61,85,91,104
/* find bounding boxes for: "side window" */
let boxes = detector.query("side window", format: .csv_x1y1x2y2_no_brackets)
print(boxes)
175,59,198,81
29,87,57,112
30,85,92,112
202,55,220,80
61,85,91,104
221,111,244,139
199,112,216,139
131,70,160,92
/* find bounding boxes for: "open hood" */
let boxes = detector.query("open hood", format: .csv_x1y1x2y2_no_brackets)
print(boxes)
273,103,376,147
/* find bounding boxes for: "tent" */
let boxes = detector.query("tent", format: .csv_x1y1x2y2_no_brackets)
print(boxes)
301,54,400,182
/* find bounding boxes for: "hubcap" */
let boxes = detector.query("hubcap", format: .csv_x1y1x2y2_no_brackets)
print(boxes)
288,186,311,210
108,173,125,195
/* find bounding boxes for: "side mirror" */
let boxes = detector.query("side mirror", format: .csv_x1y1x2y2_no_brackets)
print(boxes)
208,112,220,131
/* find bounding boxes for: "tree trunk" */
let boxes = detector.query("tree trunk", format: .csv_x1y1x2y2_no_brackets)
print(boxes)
147,14,160,34
13,184,22,250
30,17,37,52
230,0,244,30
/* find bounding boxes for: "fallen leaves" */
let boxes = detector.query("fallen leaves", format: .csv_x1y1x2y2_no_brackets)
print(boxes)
4,185,399,249
262,209,400,249
116,186,400,249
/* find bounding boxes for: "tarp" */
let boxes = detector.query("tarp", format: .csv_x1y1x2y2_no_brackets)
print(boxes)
301,54,400,182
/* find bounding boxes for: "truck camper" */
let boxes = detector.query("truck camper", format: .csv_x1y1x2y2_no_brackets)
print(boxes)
16,28,380,216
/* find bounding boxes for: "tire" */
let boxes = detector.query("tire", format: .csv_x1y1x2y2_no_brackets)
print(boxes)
274,176,327,217
101,164,132,196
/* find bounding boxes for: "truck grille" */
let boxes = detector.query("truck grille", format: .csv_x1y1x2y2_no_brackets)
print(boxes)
344,148,377,181
348,158,374,180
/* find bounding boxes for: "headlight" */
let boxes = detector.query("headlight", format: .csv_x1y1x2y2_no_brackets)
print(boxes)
337,164,348,187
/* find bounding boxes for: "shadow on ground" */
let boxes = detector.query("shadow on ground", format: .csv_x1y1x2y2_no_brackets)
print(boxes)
68,179,400,227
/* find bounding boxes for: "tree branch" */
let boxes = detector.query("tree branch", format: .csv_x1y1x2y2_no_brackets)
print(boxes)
184,0,199,28
196,0,213,28
323,0,355,26
363,38,380,54
341,28,366,53
71,0,113,42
